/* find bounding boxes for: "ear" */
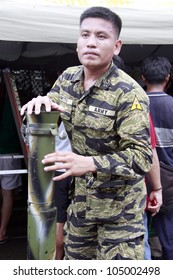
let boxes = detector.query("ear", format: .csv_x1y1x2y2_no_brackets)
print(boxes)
114,39,122,56
76,47,78,53
165,74,170,84
141,75,146,82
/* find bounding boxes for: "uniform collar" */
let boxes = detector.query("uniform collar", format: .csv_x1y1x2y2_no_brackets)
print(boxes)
71,61,118,90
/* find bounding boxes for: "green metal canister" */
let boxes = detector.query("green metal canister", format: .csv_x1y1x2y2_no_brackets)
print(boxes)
26,110,59,260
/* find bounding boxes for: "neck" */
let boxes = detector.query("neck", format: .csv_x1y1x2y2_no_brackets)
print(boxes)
146,84,165,93
83,64,110,90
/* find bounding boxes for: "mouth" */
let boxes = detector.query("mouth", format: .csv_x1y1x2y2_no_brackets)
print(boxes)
84,52,98,56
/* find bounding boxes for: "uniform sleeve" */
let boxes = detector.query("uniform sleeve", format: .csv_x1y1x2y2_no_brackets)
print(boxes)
47,76,61,104
92,88,153,179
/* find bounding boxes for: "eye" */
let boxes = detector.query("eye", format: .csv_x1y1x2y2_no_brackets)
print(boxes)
98,34,107,40
81,32,89,39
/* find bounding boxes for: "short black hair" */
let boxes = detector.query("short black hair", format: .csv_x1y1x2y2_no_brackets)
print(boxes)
80,6,122,38
141,56,172,84
113,55,126,71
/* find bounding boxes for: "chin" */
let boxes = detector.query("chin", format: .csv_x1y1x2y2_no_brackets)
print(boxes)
82,59,99,67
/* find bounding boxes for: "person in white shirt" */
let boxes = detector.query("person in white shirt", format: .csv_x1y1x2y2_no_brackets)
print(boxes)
54,122,72,259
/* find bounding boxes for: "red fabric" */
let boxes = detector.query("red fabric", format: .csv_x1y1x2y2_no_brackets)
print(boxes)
149,113,157,149
145,114,157,210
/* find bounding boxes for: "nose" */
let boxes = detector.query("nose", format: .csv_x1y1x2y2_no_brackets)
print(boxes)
87,34,97,47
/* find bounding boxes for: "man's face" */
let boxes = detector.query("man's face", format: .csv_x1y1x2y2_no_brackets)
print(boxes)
77,17,122,71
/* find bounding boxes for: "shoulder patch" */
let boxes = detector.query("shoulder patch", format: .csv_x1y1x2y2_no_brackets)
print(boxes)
131,96,143,111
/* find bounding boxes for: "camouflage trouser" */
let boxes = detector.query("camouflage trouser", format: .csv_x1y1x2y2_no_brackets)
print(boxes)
64,212,144,260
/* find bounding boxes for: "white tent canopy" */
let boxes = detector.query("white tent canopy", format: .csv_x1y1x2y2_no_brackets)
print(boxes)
0,0,173,44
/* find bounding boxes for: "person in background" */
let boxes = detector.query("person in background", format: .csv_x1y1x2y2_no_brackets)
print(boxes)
112,54,126,72
141,55,173,260
21,6,152,260
0,87,22,244
54,121,72,260
165,75,173,97
145,115,163,259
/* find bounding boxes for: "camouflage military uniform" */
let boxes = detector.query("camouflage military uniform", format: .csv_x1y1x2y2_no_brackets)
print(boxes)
47,62,152,260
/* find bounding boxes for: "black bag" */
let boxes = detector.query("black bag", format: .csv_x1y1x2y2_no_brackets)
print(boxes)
146,161,173,214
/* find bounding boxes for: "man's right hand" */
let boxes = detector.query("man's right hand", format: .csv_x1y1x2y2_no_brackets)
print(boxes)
20,95,64,115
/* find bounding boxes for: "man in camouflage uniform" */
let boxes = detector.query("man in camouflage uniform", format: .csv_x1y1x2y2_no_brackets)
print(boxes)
21,6,152,259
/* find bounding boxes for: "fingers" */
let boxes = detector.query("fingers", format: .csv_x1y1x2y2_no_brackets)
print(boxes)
151,212,157,217
147,203,161,216
43,164,65,172
42,155,67,167
42,152,58,159
42,160,72,179
20,97,41,115
35,96,49,114
44,151,70,157
32,96,52,114
42,154,70,172
51,104,65,112
151,207,160,217
53,170,72,181
20,103,30,116
20,96,64,116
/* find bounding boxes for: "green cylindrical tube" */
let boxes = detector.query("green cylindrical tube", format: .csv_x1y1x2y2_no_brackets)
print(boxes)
26,110,59,260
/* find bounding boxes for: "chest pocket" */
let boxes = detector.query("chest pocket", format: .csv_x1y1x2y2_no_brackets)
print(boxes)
59,94,73,121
